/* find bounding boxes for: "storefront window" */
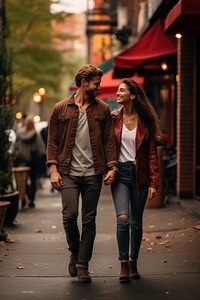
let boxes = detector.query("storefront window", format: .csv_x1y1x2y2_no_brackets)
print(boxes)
145,75,176,147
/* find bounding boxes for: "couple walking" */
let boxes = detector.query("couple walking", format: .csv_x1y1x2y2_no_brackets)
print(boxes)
46,64,161,283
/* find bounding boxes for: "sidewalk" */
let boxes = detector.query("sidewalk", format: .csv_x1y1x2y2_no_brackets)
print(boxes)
0,178,200,300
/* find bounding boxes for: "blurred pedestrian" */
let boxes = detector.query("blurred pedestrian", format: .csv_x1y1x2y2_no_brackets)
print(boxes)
40,124,54,192
13,115,45,207
39,125,48,178
111,78,161,283
46,64,118,283
40,125,48,147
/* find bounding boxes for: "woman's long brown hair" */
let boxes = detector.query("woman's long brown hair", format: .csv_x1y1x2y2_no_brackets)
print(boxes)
122,78,161,142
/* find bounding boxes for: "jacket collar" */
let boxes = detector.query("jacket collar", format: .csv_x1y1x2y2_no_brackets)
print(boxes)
112,106,149,151
67,93,98,106
112,106,123,119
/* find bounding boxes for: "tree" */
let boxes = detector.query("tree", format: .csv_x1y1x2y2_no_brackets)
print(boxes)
6,0,81,113
0,0,15,194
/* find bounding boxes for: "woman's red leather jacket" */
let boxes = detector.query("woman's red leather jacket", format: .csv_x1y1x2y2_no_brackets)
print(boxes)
112,107,159,189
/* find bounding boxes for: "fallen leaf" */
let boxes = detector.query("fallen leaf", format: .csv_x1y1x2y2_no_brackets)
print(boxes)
16,266,25,269
6,239,17,243
0,241,6,246
148,225,155,228
193,225,200,230
150,242,157,245
159,240,170,245
34,229,42,233
156,235,162,239
146,247,153,252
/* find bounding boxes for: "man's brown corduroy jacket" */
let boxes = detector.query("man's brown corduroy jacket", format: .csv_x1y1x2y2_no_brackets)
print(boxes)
47,94,118,175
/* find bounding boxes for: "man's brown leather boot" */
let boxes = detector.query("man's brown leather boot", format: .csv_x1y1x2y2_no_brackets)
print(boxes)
68,253,78,277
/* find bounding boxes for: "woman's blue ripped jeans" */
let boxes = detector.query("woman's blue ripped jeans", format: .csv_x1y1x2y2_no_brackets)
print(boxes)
111,162,148,261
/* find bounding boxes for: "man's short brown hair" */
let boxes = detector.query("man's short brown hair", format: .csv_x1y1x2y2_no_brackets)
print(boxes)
74,64,103,87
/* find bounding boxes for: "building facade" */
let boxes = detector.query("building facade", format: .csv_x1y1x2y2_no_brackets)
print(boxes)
86,0,200,200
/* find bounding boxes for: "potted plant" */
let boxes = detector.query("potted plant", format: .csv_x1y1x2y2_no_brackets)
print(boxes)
0,201,11,241
0,101,19,225
0,0,19,226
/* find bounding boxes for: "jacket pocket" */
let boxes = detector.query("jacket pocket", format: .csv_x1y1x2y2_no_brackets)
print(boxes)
58,115,71,122
94,115,105,121
94,115,105,133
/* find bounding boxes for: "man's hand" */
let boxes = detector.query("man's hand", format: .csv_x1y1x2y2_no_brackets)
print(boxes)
103,170,117,185
50,165,63,191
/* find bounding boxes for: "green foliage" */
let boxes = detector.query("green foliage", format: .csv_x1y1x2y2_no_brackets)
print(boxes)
0,0,15,194
0,102,14,194
6,0,81,111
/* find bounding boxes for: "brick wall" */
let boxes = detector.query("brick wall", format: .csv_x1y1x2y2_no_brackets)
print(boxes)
177,36,196,198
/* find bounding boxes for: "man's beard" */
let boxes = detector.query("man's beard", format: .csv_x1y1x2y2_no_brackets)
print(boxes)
86,89,97,99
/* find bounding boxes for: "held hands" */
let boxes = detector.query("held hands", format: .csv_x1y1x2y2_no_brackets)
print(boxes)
50,170,63,191
147,187,157,201
103,169,117,185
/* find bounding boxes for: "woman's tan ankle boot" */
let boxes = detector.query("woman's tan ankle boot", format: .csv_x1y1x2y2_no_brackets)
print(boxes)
129,260,141,279
119,261,130,283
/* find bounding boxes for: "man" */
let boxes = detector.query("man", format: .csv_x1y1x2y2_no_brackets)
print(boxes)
47,64,118,283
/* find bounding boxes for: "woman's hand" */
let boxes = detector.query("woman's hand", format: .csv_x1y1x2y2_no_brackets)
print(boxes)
147,187,157,201
103,170,117,185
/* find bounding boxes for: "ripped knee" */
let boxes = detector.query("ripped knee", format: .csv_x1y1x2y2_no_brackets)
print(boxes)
117,214,129,224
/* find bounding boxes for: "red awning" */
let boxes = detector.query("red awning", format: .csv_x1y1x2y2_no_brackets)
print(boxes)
165,0,200,35
97,70,144,98
69,70,144,99
113,19,177,78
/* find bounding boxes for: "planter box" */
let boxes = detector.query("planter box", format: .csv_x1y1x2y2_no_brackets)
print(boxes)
0,201,11,240
12,167,30,208
0,191,19,225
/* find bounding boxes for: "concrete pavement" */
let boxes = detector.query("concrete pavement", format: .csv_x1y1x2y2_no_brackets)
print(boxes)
0,178,200,300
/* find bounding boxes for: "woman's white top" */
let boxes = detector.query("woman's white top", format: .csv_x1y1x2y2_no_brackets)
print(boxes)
118,124,137,164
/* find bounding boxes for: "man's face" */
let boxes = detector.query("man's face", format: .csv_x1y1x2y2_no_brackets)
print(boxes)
84,76,101,98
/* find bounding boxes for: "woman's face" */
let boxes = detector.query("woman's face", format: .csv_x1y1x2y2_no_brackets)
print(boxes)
116,83,135,104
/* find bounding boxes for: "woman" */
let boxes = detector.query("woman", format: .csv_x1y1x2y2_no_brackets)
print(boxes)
111,78,161,283
14,115,45,207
